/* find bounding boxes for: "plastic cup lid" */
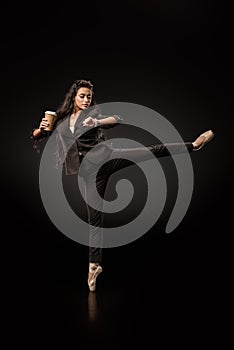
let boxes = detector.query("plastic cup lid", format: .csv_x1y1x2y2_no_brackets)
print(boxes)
45,111,57,115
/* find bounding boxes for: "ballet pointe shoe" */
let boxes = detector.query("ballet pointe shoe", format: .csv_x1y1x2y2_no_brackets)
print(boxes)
88,263,103,292
192,130,215,151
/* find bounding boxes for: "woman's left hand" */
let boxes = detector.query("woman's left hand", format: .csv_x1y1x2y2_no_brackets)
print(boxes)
82,117,98,127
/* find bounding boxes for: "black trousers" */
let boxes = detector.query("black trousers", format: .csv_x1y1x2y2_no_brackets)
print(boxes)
82,142,193,264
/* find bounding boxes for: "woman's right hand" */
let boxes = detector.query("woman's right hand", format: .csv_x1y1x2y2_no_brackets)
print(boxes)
32,118,49,138
39,118,49,130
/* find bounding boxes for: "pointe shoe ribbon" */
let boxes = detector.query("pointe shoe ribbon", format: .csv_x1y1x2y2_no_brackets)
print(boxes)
193,130,215,151
88,263,103,292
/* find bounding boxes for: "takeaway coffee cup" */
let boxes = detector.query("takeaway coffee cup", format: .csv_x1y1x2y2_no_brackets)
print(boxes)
44,111,57,131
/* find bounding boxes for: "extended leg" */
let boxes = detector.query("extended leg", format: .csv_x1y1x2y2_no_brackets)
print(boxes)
107,142,194,176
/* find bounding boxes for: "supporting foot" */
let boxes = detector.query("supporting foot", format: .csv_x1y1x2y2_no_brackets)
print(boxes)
88,262,103,292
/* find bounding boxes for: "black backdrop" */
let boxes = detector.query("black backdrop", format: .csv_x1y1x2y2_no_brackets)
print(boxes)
2,1,232,348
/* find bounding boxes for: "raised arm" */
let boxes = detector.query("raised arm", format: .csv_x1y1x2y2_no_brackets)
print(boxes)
82,114,123,128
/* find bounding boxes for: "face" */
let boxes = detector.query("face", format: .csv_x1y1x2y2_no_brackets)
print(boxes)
74,87,93,111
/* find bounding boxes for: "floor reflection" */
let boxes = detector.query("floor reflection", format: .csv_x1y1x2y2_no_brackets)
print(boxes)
88,292,98,322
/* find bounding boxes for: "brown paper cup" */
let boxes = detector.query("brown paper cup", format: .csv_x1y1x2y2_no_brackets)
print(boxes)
44,111,57,131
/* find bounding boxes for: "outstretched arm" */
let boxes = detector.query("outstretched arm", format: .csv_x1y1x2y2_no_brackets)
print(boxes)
82,114,123,127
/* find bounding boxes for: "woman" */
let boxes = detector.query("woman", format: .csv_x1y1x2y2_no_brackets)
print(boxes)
31,79,214,292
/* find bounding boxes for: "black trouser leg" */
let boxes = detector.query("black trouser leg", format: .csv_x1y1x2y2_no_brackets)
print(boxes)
84,142,193,263
84,167,109,264
108,142,194,175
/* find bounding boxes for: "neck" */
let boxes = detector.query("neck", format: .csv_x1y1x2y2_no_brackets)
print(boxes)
73,108,81,115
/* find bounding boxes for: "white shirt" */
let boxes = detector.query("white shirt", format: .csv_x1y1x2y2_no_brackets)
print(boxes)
69,126,75,133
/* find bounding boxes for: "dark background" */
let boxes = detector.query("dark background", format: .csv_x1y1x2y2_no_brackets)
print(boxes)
2,1,232,348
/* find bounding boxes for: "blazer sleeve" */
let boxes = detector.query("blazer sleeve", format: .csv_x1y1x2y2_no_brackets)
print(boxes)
30,127,52,154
